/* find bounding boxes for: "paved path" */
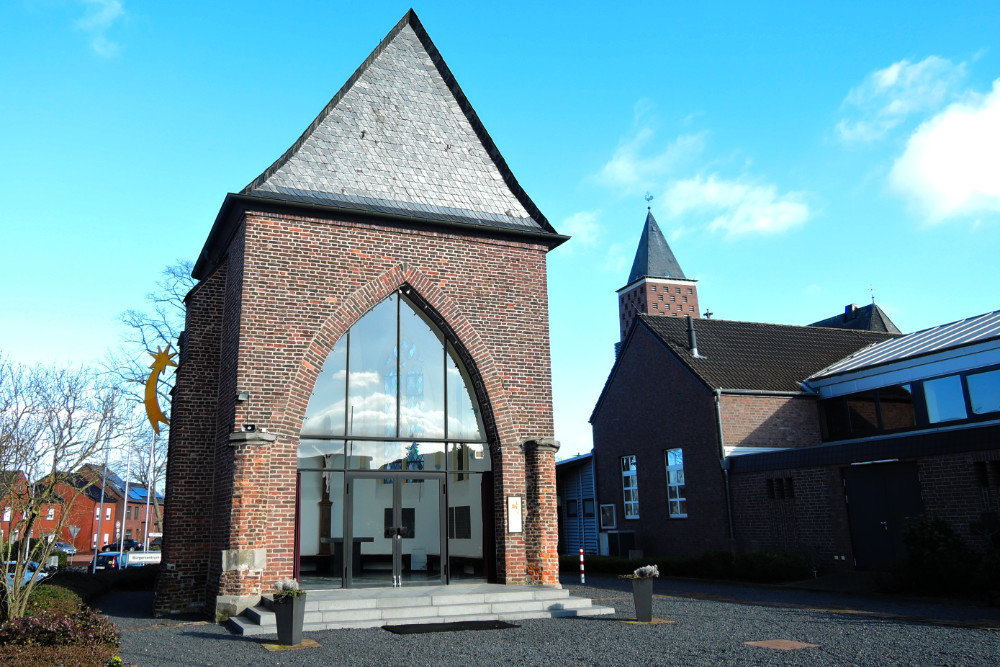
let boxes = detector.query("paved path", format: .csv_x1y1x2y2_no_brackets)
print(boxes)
99,575,1000,666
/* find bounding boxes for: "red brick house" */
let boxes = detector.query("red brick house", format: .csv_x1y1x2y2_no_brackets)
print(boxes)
591,313,893,558
157,10,565,619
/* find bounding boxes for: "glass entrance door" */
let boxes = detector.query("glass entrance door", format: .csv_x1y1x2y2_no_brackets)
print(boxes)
345,472,445,587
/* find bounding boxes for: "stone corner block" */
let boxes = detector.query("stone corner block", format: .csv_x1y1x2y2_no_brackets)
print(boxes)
228,432,278,447
221,547,267,572
521,437,560,454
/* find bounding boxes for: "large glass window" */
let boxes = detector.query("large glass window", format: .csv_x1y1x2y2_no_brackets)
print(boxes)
664,449,687,518
298,291,488,471
621,455,639,519
924,375,968,423
968,369,1000,415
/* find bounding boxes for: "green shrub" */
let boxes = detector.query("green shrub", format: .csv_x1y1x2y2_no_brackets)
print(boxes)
898,513,978,594
25,585,83,617
0,607,118,647
561,549,812,583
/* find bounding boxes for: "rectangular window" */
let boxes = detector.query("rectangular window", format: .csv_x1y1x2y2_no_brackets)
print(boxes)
46,508,54,521
924,375,968,423
658,294,663,301
651,286,657,292
583,499,595,517
566,499,578,518
95,507,100,519
105,507,112,521
968,369,1000,415
448,506,471,539
2,507,9,522
653,303,659,310
92,534,97,548
664,449,687,518
687,288,693,295
621,455,639,519
683,296,688,303
670,295,676,302
599,504,616,529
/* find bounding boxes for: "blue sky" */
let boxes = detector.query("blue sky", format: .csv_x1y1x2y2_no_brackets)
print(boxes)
2,1,999,458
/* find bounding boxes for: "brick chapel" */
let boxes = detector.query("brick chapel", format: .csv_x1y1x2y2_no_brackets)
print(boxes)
156,10,566,619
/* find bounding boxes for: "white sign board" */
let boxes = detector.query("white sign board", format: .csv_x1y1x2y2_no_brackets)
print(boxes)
507,496,522,534
127,551,162,566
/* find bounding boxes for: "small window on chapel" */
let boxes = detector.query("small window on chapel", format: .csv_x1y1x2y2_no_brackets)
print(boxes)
676,287,681,294
658,294,663,301
687,288,693,295
651,286,657,292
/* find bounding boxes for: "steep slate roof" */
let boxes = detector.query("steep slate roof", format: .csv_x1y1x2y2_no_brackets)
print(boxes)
625,211,687,285
637,314,897,393
809,303,901,334
244,10,554,234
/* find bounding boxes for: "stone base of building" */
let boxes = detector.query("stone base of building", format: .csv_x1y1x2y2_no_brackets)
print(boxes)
215,594,262,622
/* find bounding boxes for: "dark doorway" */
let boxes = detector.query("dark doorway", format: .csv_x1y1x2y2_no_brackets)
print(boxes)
843,462,923,570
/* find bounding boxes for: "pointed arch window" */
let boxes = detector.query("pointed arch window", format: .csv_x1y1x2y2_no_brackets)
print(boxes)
299,292,488,472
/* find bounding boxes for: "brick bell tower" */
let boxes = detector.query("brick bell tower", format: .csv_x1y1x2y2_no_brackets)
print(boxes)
618,209,699,341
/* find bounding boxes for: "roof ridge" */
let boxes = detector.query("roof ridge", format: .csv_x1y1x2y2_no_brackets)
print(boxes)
242,9,554,234
639,312,896,336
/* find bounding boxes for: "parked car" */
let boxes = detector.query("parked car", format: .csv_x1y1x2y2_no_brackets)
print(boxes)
5,561,49,588
101,539,141,552
149,537,162,550
91,551,154,570
52,541,77,556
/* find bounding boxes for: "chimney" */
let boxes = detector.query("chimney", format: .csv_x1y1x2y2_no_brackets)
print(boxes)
687,315,699,358
843,304,858,322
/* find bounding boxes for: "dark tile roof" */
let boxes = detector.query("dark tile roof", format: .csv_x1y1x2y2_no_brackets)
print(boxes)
242,9,555,237
625,211,687,285
638,314,898,392
809,303,901,334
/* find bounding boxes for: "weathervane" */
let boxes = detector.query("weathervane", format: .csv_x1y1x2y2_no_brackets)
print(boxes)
870,285,875,304
645,192,654,210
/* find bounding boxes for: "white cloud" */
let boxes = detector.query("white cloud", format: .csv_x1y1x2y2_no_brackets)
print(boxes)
75,0,125,57
598,129,706,193
662,175,811,238
889,80,1000,222
559,211,602,249
837,56,966,142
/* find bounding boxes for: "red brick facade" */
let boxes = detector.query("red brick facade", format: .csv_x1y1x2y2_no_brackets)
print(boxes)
156,207,561,616
720,395,822,448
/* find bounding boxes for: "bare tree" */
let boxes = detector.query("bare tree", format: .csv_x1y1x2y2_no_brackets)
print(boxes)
102,260,194,524
0,356,129,620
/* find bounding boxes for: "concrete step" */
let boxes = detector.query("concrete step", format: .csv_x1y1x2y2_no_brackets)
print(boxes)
228,585,611,635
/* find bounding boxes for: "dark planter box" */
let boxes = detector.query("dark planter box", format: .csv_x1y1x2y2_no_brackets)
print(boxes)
273,593,306,645
631,578,653,622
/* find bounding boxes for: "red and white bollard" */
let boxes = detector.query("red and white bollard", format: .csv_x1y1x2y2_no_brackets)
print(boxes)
579,548,585,584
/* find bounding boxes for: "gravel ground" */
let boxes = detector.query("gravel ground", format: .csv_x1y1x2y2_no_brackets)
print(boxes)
100,575,1000,667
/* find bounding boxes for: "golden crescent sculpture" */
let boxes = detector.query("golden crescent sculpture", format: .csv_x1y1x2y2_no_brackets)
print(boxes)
144,345,177,434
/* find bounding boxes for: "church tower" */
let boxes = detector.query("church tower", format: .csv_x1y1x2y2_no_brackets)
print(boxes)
618,210,699,340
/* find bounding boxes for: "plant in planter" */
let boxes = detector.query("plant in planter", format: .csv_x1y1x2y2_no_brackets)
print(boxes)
620,564,659,622
272,578,307,645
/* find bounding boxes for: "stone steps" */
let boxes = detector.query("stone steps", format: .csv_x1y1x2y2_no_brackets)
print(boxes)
227,584,615,635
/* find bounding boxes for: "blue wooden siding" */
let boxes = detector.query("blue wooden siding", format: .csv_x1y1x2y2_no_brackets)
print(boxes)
557,457,599,555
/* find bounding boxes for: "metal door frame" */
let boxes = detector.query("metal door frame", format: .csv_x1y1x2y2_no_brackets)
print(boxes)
343,470,447,588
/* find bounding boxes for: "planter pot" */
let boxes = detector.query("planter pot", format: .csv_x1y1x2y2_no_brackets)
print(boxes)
631,578,653,622
273,593,306,645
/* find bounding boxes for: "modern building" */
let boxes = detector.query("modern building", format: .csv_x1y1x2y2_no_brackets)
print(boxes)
730,310,1000,569
157,10,566,620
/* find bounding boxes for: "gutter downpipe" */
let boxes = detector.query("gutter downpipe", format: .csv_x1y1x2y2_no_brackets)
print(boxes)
715,389,735,542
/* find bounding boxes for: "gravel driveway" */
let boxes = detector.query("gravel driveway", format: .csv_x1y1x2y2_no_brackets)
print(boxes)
100,575,1000,666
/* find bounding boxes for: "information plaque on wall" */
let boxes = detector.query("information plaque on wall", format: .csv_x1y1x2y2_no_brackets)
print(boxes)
507,496,522,533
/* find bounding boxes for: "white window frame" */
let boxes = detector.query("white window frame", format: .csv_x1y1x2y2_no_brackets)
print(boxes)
46,508,55,521
621,455,639,519
2,506,10,522
105,507,112,521
664,448,687,518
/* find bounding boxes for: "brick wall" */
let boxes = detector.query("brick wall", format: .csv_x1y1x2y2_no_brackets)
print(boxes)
721,394,822,448
592,326,730,557
159,206,560,613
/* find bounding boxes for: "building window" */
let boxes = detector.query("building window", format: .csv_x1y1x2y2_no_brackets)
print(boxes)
653,304,659,310
566,499,578,518
676,288,681,294
2,507,9,522
46,508,54,521
105,507,112,521
95,507,100,519
664,449,687,518
689,306,695,312
651,286,657,292
687,288,693,295
683,296,688,303
600,504,616,529
968,369,1000,415
583,498,595,517
924,375,968,423
670,295,676,302
621,455,639,519
658,294,663,301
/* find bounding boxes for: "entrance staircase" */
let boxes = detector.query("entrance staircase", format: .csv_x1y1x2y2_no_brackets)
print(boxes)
227,583,615,635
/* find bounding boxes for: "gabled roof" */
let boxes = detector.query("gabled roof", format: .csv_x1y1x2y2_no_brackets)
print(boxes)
809,303,901,334
810,309,1000,380
624,211,687,286
246,9,553,231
